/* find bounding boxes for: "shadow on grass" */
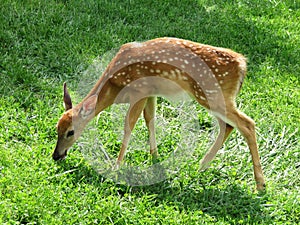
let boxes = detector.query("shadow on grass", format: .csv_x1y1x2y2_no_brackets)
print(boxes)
135,179,270,223
1,0,297,105
54,159,270,223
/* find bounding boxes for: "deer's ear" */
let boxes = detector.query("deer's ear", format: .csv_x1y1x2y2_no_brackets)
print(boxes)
80,95,98,119
63,82,73,111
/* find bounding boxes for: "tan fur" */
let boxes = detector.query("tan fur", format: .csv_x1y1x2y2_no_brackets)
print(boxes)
53,37,265,191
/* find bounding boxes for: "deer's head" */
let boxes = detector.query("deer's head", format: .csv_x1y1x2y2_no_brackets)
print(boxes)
52,83,97,160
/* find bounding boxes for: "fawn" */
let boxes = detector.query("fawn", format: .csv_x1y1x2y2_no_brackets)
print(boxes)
52,37,265,191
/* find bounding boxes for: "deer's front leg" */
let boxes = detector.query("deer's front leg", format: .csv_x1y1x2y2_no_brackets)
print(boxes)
143,97,158,161
116,98,148,167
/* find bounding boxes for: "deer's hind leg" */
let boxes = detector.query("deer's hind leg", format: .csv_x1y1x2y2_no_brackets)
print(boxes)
226,108,265,191
200,118,234,169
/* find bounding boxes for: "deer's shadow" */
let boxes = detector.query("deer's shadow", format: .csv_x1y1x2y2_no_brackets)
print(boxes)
54,159,269,223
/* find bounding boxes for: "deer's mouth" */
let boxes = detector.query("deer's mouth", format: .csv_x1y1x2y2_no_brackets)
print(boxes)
52,149,68,161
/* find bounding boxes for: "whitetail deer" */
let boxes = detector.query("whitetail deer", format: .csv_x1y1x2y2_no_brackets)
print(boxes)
52,37,265,190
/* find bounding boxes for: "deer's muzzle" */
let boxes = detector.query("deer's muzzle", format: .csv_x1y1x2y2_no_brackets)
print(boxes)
52,140,69,161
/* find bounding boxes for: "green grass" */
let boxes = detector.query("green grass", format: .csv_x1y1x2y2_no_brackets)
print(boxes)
0,0,299,224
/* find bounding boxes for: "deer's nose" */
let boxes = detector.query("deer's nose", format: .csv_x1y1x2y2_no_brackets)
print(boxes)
52,143,68,161
52,150,67,160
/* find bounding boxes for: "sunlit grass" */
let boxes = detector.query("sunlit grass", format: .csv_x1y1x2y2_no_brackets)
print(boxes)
0,0,299,224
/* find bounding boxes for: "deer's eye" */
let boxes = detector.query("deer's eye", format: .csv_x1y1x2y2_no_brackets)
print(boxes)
66,130,75,138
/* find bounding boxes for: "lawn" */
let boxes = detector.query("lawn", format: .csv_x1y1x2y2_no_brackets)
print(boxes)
0,0,299,224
